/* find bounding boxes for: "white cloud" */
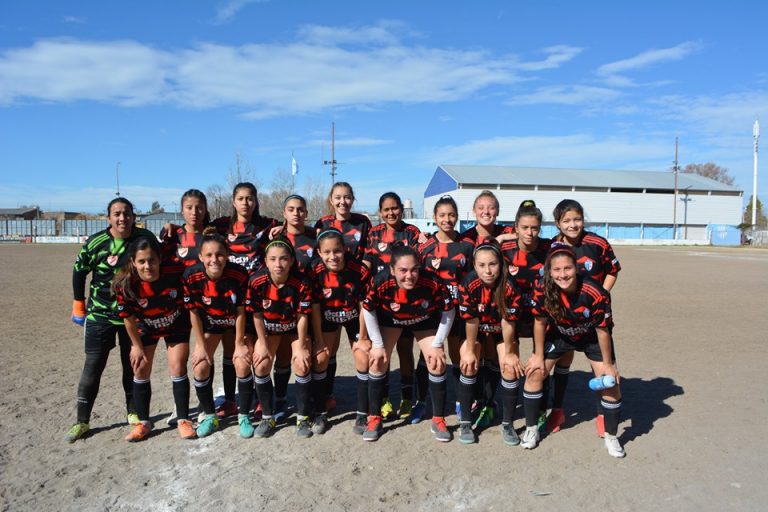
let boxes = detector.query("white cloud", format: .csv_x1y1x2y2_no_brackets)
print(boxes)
506,85,620,106
213,0,267,25
0,184,186,213
63,16,86,25
518,45,583,71
596,41,702,87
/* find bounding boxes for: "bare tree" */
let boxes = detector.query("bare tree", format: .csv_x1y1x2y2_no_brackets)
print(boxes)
681,162,735,186
302,175,329,222
206,184,230,220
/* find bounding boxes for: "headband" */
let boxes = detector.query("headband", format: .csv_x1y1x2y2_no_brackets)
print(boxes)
282,194,306,207
265,239,294,254
473,241,503,258
545,242,576,264
317,228,343,242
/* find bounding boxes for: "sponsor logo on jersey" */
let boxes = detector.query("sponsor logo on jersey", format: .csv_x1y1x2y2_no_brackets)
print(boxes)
177,247,188,258
378,242,388,252
509,265,519,276
390,302,400,312
459,256,466,266
582,308,590,318
202,296,211,305
306,248,314,258
323,288,332,298
478,304,485,313
107,255,118,266
263,299,272,309
138,298,148,308
431,258,441,269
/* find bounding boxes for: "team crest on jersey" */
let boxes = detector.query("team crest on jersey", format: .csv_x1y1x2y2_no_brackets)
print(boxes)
539,268,544,277
478,304,485,313
323,288,332,298
138,298,148,308
263,299,272,309
306,248,314,258
107,255,119,266
177,247,188,258
584,259,594,271
509,266,519,276
228,234,237,242
378,242,388,252
431,258,441,269
170,290,177,299
202,296,211,305
354,232,361,241
459,257,466,266
583,308,590,318
390,302,400,312
231,294,237,304
420,300,430,309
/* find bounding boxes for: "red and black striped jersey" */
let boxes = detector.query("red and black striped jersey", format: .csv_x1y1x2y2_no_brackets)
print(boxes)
246,267,313,333
418,236,474,301
460,224,516,247
285,227,317,271
182,261,248,328
116,267,189,337
501,238,552,308
363,222,422,273
309,255,371,324
159,225,204,268
531,275,612,342
457,271,521,333
314,213,372,262
212,215,278,272
362,270,452,324
558,232,621,285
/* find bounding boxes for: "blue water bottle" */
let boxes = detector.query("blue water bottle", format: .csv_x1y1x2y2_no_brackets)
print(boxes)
588,375,616,391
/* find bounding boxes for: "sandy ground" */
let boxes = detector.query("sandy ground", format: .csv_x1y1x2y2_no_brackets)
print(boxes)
1,243,767,511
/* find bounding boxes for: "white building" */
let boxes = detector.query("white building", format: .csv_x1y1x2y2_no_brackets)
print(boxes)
423,165,744,241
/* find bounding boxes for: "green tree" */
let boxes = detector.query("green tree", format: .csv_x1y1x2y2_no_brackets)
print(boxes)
740,195,767,230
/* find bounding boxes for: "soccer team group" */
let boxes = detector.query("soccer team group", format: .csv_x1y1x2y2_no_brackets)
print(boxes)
67,180,626,458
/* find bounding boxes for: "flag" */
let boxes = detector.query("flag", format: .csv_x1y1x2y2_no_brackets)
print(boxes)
291,155,299,176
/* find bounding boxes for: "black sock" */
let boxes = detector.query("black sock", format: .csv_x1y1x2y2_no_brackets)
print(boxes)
484,360,501,406
119,339,135,414
312,371,328,415
133,378,151,422
295,373,311,418
326,356,337,398
222,356,236,402
428,371,447,418
356,371,369,416
273,365,291,403
552,365,570,409
401,373,414,402
458,373,477,423
540,375,550,413
500,377,520,424
368,372,386,416
476,360,488,404
171,375,190,420
416,356,429,402
194,375,215,415
523,389,543,427
254,374,274,417
382,369,390,403
76,350,110,423
237,374,254,416
601,398,622,436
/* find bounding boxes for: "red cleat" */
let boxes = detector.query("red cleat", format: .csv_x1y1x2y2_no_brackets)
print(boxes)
545,408,565,433
596,414,605,438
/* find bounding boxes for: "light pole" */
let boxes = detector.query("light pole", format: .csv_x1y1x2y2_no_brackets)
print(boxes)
679,186,692,239
752,120,760,230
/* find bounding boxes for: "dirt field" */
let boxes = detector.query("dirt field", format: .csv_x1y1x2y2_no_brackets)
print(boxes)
1,244,767,511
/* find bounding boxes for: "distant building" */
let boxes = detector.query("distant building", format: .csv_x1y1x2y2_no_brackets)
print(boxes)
0,207,40,220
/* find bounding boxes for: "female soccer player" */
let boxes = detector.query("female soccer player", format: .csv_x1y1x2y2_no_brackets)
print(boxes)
456,242,523,445
416,195,474,423
182,230,249,438
113,237,195,441
545,199,621,435
281,194,317,271
363,192,423,419
314,182,372,263
460,190,516,247
309,229,372,434
66,197,157,443
246,238,314,439
361,244,455,442
522,244,625,458
160,189,211,268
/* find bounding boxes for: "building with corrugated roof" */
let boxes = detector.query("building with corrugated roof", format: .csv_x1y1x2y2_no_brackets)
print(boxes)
423,165,743,241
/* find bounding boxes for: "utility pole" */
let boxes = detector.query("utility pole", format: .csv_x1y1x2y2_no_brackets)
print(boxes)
322,122,338,184
673,138,679,240
753,120,760,230
115,162,121,197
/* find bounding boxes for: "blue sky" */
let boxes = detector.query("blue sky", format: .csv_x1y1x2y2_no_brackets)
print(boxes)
1,0,766,214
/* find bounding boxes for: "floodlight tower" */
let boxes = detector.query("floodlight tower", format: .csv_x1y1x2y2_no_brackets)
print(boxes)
752,120,760,230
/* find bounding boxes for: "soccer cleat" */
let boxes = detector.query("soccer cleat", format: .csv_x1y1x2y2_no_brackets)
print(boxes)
430,417,452,442
125,422,152,442
473,405,494,429
536,410,548,431
65,422,90,443
196,415,219,438
325,396,337,414
312,414,329,435
408,401,427,424
520,426,540,449
166,406,178,426
296,417,314,439
238,414,254,439
380,399,395,420
545,408,565,433
254,418,277,438
458,422,475,444
273,400,288,423
604,434,626,458
352,414,368,435
596,414,606,438
362,416,383,442
397,399,413,419
177,419,197,440
252,401,262,421
127,412,140,425
501,423,520,446
215,400,238,419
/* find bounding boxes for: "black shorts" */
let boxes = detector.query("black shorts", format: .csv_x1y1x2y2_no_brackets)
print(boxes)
516,310,535,339
321,316,360,345
84,318,130,354
198,311,236,335
449,314,466,339
378,311,442,332
264,321,298,337
540,332,616,362
140,331,191,347
477,330,504,345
